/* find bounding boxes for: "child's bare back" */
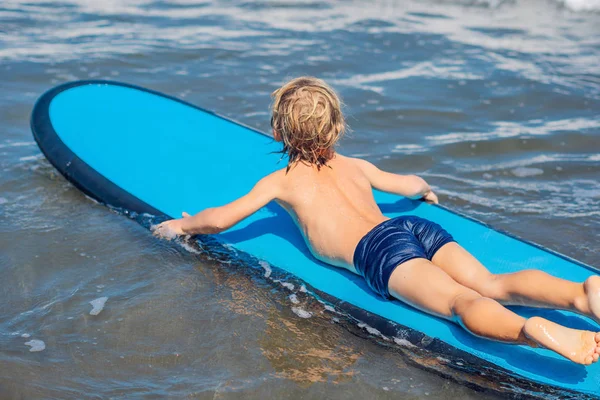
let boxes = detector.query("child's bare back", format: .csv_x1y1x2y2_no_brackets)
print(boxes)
270,154,388,270
268,153,435,271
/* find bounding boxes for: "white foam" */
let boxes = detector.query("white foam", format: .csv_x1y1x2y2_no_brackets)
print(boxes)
562,0,600,11
83,194,101,205
511,167,544,177
291,307,312,318
299,285,307,293
358,322,384,337
177,240,201,254
18,154,42,162
392,144,427,154
0,197,7,205
25,339,45,352
393,337,416,348
258,261,272,278
289,294,300,304
280,282,294,291
21,333,30,338
0,141,35,149
89,297,108,316
323,305,336,313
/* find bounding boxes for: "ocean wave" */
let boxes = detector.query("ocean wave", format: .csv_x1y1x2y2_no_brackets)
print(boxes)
552,0,600,11
443,0,600,11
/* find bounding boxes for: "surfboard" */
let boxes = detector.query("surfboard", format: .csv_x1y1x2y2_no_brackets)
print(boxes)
31,80,599,399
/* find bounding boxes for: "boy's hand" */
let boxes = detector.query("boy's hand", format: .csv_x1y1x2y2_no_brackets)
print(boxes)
152,212,191,239
422,191,439,205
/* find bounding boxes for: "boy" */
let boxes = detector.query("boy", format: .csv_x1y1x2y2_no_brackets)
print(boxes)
154,77,600,365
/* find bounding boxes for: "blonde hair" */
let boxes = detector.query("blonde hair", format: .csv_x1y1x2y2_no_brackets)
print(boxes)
271,77,346,170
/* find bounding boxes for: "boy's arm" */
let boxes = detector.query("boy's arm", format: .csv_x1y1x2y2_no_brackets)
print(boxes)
353,158,438,203
153,172,281,238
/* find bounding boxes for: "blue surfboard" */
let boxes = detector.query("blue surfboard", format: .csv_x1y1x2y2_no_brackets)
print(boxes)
31,81,599,399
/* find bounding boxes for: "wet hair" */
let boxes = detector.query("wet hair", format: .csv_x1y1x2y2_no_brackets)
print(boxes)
271,76,346,171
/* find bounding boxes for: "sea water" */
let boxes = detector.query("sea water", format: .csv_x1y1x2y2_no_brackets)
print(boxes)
1,0,599,398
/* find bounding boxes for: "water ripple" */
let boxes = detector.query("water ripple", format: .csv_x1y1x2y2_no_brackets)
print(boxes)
1,1,599,399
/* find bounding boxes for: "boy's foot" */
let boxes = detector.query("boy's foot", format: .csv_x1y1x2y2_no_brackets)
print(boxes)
583,275,600,323
524,316,600,365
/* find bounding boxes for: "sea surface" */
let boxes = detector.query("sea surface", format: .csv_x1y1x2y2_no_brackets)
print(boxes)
1,0,600,398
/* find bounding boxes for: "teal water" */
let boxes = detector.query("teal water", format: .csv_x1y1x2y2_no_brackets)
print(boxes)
1,1,600,399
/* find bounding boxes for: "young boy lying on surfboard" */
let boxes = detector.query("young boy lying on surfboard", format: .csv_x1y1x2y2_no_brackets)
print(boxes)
154,76,600,365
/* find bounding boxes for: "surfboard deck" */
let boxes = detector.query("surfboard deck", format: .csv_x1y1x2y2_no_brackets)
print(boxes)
31,80,600,399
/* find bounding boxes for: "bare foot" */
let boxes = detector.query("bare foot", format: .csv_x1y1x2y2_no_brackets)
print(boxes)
524,317,600,365
583,276,600,323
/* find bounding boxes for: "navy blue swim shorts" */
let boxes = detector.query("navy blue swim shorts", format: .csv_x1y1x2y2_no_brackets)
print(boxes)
353,215,455,299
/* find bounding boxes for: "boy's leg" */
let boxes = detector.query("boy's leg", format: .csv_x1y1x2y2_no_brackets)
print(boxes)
431,242,600,320
387,258,600,364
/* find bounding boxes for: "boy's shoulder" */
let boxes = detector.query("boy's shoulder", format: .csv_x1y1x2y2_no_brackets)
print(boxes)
257,168,287,189
336,153,375,171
